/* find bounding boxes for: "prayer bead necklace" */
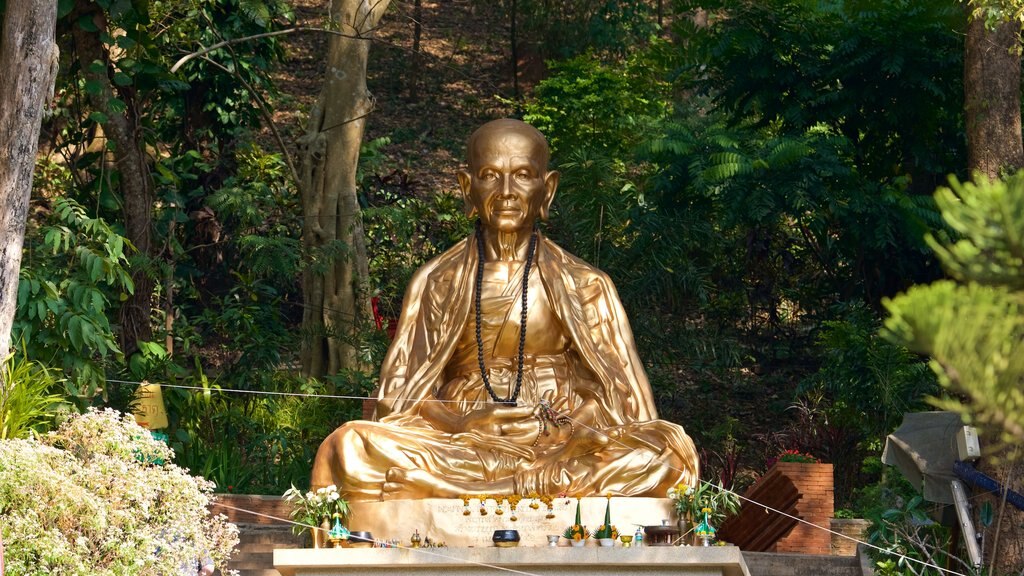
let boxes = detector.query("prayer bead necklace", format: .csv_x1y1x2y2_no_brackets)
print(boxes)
474,219,537,405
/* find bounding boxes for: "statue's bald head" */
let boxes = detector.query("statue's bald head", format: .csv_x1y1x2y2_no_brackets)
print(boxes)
466,119,550,171
458,118,559,225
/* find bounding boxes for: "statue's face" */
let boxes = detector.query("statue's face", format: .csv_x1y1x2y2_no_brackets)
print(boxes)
459,126,558,233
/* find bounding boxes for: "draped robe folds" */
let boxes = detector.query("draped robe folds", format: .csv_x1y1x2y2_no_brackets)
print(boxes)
311,233,699,500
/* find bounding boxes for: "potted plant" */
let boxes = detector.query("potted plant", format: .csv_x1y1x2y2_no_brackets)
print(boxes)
668,480,740,543
563,497,590,547
592,495,618,546
283,484,350,548
771,449,820,465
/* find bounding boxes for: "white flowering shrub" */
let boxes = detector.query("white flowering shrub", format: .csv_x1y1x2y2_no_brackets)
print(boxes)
0,408,238,575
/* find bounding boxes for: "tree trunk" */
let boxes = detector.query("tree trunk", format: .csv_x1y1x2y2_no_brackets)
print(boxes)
982,458,1023,575
408,0,422,101
964,15,1024,179
0,0,59,364
510,0,519,101
299,0,390,377
70,0,154,356
963,14,1024,573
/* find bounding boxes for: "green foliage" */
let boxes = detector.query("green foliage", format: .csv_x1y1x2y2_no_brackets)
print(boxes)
678,0,965,189
493,0,659,60
155,138,383,495
668,479,741,528
45,0,294,351
15,195,134,400
525,51,670,156
361,136,473,321
193,272,294,388
165,371,370,494
669,0,963,297
149,0,293,138
524,48,714,314
867,492,963,576
19,0,315,499
963,0,1024,26
927,174,1024,289
0,353,65,440
810,306,937,433
793,304,937,504
166,149,298,384
158,145,303,387
208,146,297,241
884,174,1024,452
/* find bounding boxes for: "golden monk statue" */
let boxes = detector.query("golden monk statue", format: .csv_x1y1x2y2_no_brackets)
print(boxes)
311,119,698,501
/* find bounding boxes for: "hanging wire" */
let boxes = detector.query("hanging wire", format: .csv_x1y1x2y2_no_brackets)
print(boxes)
107,377,974,576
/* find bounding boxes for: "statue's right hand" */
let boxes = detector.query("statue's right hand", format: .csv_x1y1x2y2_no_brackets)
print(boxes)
458,405,536,436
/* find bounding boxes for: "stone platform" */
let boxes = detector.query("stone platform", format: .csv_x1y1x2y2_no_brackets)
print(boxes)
345,497,675,548
273,545,751,576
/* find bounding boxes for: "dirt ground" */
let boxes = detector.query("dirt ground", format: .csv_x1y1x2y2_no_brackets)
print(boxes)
270,0,518,194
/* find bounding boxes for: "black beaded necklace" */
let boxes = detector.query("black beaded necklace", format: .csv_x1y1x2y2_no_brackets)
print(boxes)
474,219,538,405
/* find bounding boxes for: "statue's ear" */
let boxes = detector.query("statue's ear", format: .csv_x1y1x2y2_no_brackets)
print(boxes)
457,170,476,217
540,170,559,221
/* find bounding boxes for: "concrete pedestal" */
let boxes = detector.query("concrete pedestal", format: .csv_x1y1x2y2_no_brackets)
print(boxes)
345,497,675,548
273,545,751,576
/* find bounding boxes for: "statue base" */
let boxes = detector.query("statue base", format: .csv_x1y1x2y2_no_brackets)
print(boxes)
273,545,751,576
346,497,675,547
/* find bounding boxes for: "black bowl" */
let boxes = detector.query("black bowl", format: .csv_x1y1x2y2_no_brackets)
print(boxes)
349,531,374,548
492,529,521,547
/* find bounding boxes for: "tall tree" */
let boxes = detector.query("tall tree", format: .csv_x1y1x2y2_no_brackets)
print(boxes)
964,3,1024,178
70,0,154,356
0,0,59,363
299,0,390,377
960,2,1024,571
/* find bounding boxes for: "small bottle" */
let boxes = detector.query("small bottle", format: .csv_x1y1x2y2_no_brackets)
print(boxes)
634,527,643,547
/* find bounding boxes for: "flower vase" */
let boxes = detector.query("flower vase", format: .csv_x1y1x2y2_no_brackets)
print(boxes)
569,539,586,547
311,518,330,548
598,538,615,547
678,518,691,546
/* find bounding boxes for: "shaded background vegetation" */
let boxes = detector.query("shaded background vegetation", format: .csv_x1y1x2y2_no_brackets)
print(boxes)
8,0,991,518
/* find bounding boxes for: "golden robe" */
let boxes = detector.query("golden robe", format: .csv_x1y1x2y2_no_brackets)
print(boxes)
311,233,698,500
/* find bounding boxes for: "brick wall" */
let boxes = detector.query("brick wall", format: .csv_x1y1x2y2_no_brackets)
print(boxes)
772,462,834,555
830,518,871,556
209,494,292,525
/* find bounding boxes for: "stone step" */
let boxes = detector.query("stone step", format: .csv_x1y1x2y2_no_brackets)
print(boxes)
230,552,272,569
743,551,861,576
236,524,305,544
239,541,304,553
235,523,298,533
228,525,301,576
238,532,304,545
221,565,278,573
